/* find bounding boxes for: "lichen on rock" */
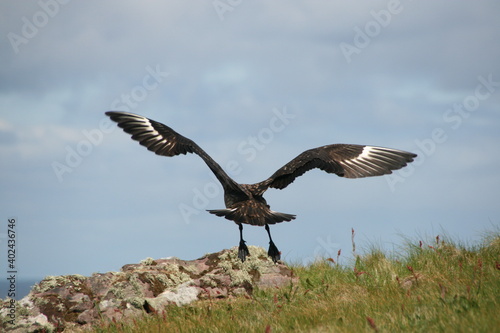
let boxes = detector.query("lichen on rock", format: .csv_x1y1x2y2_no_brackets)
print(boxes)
0,247,297,332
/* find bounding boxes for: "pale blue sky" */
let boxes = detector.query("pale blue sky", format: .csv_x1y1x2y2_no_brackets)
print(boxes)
1,1,499,281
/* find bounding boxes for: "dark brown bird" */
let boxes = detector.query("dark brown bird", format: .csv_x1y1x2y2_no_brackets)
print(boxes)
106,111,417,263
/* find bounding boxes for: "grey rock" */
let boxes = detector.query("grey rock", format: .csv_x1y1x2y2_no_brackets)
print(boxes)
155,281,200,306
0,246,297,331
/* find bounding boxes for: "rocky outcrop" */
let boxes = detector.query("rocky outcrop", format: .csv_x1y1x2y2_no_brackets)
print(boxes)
0,246,297,332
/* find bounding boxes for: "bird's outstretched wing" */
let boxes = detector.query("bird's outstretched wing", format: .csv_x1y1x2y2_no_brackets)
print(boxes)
105,111,246,196
106,111,198,157
262,144,417,190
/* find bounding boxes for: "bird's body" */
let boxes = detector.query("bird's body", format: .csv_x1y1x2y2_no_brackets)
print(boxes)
106,111,417,263
208,182,296,227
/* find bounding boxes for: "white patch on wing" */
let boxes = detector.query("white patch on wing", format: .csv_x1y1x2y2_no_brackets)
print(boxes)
345,146,378,165
359,146,404,164
358,145,375,160
339,145,409,178
135,116,171,146
142,118,160,137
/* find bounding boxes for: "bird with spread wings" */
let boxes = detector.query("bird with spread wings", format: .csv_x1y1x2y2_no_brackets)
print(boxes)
106,111,417,263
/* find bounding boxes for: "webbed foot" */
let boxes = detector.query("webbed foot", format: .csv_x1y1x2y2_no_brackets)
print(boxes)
238,240,250,262
268,241,281,263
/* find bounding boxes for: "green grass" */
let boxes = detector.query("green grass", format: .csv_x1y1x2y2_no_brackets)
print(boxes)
85,231,500,333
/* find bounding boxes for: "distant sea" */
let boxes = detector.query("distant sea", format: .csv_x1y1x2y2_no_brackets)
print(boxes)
1,279,41,300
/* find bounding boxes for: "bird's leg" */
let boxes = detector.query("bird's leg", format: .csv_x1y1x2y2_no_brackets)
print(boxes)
238,223,250,262
265,224,281,263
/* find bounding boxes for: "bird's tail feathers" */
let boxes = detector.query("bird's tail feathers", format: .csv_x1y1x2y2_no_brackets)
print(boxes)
207,204,295,226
